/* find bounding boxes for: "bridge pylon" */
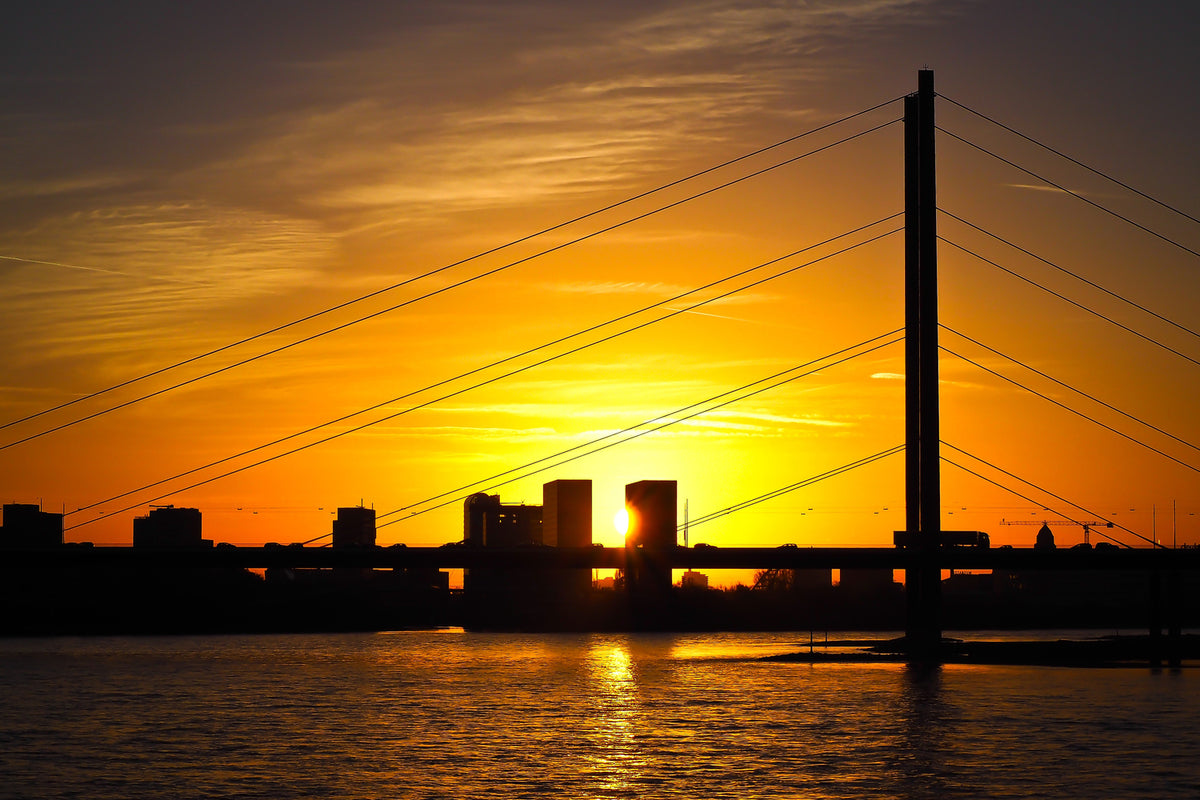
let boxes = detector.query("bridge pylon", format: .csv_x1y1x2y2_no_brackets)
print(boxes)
903,68,942,656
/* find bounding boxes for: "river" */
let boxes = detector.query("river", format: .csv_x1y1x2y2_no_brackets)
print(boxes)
0,630,1196,798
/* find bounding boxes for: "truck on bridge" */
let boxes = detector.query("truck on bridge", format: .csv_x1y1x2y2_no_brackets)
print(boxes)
893,530,990,548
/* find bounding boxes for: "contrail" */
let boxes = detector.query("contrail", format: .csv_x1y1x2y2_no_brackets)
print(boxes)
0,254,205,284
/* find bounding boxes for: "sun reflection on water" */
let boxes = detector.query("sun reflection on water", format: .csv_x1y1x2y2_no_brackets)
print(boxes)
584,638,648,793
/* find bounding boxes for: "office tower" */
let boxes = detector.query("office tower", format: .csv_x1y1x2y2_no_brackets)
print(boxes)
333,506,376,548
132,505,208,548
1,503,64,547
624,480,677,596
543,479,591,547
544,479,592,599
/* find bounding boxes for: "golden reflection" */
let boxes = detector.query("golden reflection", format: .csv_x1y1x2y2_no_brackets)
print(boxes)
583,637,646,793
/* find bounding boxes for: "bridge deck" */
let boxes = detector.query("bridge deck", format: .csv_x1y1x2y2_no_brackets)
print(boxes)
4,545,1198,571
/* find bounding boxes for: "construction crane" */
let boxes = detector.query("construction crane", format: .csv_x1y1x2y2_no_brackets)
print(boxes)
999,519,1113,545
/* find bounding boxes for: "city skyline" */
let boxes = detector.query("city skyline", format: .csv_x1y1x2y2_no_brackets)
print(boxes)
3,2,1200,561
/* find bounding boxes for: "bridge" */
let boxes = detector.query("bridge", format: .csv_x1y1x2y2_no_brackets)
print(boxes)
6,543,1200,572
4,71,1199,654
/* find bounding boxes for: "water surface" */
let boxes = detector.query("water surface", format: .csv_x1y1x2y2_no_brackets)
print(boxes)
1,631,1195,798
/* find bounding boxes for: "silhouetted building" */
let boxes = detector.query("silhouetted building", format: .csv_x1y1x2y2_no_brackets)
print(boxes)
543,480,591,547
133,505,210,548
625,480,677,550
1,503,63,547
1035,523,1056,550
463,493,542,547
624,480,677,596
494,502,542,547
543,479,592,599
463,493,496,547
332,506,376,548
462,493,543,608
681,570,708,590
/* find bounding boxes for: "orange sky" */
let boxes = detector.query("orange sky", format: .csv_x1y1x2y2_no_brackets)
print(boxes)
3,2,1200,574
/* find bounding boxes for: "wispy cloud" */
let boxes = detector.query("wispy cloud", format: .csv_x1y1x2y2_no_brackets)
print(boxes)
0,0,938,455
353,424,561,444
707,408,853,428
174,0,931,240
549,279,782,306
0,202,334,368
551,280,688,296
1,0,931,378
0,172,140,201
0,253,205,283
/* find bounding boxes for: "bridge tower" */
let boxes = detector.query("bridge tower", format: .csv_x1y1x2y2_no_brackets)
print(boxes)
904,69,941,655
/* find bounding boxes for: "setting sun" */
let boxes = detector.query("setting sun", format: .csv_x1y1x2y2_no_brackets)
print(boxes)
613,508,629,538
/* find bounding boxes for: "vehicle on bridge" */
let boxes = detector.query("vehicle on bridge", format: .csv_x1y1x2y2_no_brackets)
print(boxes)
893,530,990,548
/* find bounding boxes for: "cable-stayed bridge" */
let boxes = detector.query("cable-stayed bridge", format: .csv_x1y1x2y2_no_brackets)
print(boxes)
4,71,1200,651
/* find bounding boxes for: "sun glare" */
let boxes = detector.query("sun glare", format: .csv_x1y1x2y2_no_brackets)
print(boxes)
613,508,629,537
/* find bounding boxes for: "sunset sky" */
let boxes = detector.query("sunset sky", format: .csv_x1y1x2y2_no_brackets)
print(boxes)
3,1,1200,566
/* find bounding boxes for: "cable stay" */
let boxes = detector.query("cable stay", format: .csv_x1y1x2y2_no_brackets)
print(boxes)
938,126,1200,262
64,229,903,532
941,210,1200,343
2,104,903,440
941,441,1158,547
63,218,900,518
940,344,1200,476
681,445,905,531
941,324,1200,457
941,457,1128,548
939,94,1200,229
67,224,900,519
378,332,905,527
941,237,1200,369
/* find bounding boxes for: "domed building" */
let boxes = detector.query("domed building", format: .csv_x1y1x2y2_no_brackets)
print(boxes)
1034,522,1056,550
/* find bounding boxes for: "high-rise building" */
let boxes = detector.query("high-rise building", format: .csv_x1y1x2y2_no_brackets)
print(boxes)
624,480,677,596
543,479,591,547
332,506,376,548
543,479,592,599
624,480,677,550
132,505,209,548
1,503,63,547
